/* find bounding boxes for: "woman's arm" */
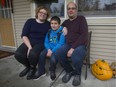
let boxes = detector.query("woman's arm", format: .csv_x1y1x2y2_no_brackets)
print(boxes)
22,36,32,56
22,36,32,49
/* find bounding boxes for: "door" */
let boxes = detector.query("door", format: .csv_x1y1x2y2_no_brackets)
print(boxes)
0,0,15,47
0,18,15,47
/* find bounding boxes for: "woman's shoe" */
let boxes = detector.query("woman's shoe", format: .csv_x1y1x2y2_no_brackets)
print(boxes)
26,68,36,80
19,67,30,77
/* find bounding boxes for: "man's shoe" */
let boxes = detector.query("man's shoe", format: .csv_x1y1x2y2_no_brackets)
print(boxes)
33,72,46,80
26,68,36,80
72,75,81,86
62,72,73,83
19,67,30,77
50,71,56,81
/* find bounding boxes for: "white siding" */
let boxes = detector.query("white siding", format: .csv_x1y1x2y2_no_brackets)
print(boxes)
87,18,116,64
13,0,31,47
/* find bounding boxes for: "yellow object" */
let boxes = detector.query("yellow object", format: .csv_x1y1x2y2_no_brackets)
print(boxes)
91,59,113,80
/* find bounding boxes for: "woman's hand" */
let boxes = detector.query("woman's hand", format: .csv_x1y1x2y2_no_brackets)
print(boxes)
62,27,68,36
27,47,32,58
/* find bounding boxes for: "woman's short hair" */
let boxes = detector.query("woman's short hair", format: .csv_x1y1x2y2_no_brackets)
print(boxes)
35,6,50,19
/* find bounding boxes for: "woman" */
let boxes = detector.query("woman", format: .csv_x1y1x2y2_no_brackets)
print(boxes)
14,6,51,80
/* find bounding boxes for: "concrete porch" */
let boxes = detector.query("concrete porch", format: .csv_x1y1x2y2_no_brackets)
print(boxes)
0,55,115,87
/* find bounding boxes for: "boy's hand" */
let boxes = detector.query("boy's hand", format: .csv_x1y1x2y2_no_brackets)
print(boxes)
47,49,53,57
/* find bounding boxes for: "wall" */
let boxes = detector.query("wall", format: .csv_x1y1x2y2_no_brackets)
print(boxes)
13,0,31,47
87,18,116,63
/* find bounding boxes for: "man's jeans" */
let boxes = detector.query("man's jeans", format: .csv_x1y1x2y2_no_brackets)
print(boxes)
55,44,86,75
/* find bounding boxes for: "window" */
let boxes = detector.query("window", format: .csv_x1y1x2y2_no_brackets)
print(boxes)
77,0,116,17
0,0,13,19
35,0,65,17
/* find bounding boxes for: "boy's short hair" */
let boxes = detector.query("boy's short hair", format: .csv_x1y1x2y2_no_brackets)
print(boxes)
50,16,61,24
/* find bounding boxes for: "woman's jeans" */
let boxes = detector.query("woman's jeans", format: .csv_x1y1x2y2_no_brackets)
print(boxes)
14,43,44,68
38,49,59,74
55,44,87,75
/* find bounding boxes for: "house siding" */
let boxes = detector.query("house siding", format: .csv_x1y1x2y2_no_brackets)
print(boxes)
13,0,116,63
89,25,115,63
87,18,116,63
13,0,31,47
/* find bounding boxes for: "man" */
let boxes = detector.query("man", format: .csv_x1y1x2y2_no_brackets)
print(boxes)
55,2,88,86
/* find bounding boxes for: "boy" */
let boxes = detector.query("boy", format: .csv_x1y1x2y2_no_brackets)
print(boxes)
33,16,67,81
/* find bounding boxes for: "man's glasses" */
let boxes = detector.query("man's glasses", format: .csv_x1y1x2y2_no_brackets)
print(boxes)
67,7,76,10
39,11,47,16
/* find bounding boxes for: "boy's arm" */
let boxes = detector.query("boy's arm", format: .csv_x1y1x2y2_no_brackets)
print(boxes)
52,33,65,52
44,33,51,50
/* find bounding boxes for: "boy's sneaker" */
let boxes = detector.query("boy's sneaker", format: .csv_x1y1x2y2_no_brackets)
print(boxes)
50,71,56,81
33,72,46,80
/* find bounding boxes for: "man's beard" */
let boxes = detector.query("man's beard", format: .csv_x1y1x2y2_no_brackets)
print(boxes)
68,14,77,20
69,15,76,20
69,16,74,19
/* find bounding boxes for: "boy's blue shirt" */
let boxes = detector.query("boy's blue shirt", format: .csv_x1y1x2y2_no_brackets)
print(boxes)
44,26,65,52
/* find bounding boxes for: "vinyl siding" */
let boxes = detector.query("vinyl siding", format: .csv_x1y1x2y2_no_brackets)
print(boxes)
87,18,116,63
13,0,31,47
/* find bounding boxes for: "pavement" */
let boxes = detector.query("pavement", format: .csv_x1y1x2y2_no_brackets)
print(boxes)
0,55,116,87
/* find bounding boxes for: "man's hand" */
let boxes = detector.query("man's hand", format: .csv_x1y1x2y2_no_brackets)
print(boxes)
67,48,74,57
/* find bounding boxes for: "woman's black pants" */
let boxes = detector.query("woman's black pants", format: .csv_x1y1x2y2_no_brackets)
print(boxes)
14,43,44,68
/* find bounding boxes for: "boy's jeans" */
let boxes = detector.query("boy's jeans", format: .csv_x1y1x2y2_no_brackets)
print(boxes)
38,49,59,73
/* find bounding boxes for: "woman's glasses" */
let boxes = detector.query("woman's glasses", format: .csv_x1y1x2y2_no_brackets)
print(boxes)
39,11,47,16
